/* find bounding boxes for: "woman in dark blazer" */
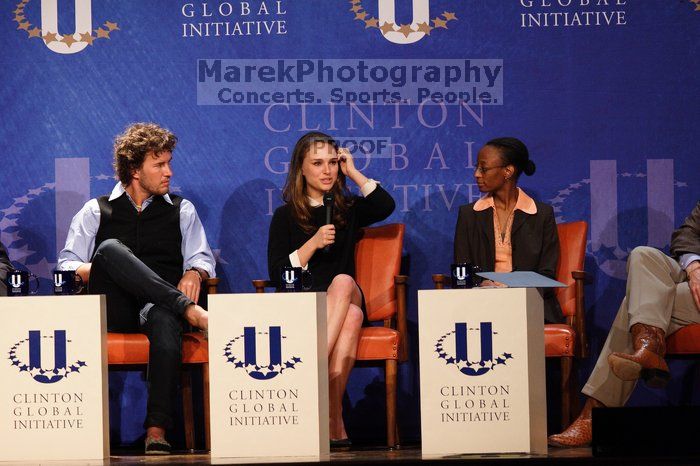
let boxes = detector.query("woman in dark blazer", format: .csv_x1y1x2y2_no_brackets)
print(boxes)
454,137,563,323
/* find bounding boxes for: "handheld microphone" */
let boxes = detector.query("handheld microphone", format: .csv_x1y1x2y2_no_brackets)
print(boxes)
323,192,334,253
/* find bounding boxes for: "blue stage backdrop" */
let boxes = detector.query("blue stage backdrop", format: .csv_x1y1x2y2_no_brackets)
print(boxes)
1,0,698,445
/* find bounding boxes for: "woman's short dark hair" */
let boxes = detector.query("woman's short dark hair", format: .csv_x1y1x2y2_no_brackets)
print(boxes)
485,137,536,178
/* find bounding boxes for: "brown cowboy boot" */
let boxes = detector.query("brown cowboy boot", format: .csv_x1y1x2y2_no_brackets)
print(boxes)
548,397,604,448
608,323,670,388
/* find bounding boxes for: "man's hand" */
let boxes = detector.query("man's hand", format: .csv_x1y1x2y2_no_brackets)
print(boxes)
687,261,700,311
178,269,202,303
76,263,91,284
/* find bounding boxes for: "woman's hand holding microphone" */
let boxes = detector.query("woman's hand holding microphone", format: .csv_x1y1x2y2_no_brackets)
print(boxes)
313,224,336,250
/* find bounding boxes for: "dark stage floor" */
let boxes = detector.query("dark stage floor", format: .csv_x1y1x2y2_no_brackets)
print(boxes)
13,445,695,466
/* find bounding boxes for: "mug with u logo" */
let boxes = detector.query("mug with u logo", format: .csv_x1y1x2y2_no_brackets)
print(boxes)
4,269,40,296
52,270,85,295
450,263,482,289
280,266,312,292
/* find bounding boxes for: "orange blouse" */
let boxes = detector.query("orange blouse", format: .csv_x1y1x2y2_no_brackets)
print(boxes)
472,188,537,272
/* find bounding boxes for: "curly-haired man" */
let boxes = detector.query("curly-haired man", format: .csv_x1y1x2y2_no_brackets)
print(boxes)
58,122,215,454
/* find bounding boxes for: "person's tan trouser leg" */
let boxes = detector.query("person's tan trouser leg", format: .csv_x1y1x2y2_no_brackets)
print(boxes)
582,246,699,407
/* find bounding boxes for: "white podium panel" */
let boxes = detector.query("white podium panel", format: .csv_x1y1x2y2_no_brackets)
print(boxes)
0,295,109,462
209,293,329,459
418,288,547,456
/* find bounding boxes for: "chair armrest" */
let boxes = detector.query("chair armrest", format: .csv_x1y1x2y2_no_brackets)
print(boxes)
571,270,592,284
571,270,589,358
432,274,448,289
252,279,274,293
204,277,220,295
395,275,409,362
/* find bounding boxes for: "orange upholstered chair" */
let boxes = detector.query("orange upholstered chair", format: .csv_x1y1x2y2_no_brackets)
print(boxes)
253,223,408,448
433,221,589,428
548,221,589,427
107,277,218,451
666,324,700,400
667,324,700,355
353,223,408,448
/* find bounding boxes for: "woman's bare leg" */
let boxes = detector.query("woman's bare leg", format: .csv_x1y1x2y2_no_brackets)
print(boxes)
328,303,363,440
326,274,362,353
325,274,363,440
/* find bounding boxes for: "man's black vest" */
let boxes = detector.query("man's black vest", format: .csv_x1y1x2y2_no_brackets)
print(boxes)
94,193,184,287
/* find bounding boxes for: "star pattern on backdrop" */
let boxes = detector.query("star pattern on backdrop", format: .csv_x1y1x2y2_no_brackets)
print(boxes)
12,0,120,47
349,0,457,37
0,174,107,278
1,183,56,272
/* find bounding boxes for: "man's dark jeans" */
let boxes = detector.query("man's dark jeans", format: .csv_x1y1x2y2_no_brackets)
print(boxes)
89,238,194,430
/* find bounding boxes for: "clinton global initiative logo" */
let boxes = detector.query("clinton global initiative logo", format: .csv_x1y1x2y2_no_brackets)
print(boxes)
224,326,301,381
435,322,512,377
12,0,120,55
551,159,689,280
8,330,86,384
349,0,457,44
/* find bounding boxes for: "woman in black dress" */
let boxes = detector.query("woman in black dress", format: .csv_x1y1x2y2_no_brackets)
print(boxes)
268,132,395,443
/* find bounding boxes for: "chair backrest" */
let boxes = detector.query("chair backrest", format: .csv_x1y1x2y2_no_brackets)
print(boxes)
555,221,588,317
354,223,405,322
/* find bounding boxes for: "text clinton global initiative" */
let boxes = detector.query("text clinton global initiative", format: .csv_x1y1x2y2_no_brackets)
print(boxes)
228,388,300,427
11,392,86,431
439,385,512,424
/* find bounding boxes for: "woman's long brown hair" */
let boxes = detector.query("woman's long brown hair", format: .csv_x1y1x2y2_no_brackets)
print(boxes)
282,132,353,234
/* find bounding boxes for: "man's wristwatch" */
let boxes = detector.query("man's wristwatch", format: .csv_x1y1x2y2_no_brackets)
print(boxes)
186,267,205,283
